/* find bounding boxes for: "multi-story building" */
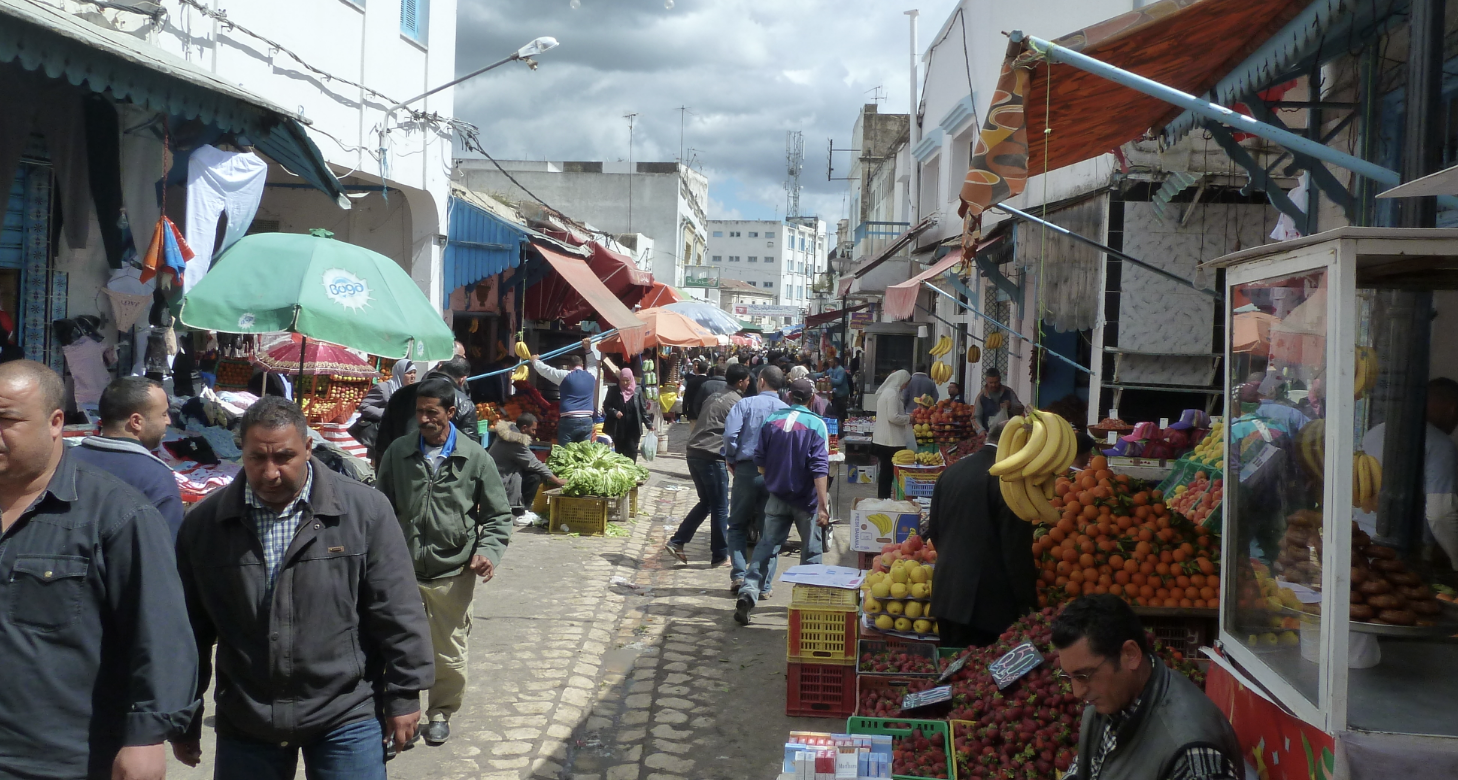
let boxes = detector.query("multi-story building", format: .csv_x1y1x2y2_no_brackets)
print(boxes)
718,279,778,331
706,217,826,322
452,160,709,290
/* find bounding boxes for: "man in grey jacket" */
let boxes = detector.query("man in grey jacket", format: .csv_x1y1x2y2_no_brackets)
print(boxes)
489,414,563,526
175,397,433,778
666,364,750,567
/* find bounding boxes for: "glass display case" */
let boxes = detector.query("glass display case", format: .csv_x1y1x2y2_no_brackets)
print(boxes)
1215,228,1458,744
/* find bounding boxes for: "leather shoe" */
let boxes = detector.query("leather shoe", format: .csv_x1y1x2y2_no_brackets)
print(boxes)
424,720,450,746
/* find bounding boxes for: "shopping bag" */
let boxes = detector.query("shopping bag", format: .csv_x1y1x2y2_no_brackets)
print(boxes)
641,430,658,461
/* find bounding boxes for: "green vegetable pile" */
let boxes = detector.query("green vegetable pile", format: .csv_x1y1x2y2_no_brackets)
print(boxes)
547,441,649,498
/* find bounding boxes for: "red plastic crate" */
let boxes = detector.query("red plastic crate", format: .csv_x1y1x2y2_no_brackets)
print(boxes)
855,674,944,718
787,607,859,665
785,662,857,719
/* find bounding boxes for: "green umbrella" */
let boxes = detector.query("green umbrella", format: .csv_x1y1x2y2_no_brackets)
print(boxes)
180,231,455,361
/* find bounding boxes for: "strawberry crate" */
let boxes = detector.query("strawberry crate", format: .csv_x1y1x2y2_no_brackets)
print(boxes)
788,607,858,665
857,639,939,677
845,717,955,780
786,662,858,719
936,646,972,675
855,674,944,719
790,584,860,612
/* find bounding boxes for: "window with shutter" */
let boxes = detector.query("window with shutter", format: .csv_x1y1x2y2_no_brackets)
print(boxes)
401,0,428,43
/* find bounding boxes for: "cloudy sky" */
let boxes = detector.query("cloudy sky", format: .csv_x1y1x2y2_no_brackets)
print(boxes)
453,0,961,229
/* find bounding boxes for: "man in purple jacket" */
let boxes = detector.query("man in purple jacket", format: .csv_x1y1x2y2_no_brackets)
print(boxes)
734,378,831,625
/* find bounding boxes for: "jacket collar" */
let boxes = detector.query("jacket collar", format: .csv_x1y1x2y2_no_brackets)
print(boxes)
419,423,457,459
43,446,81,503
491,421,532,446
1110,657,1168,746
79,434,170,468
215,456,344,522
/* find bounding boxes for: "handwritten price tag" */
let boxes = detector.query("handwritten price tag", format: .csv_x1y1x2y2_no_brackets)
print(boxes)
937,651,972,683
902,685,952,711
989,642,1043,689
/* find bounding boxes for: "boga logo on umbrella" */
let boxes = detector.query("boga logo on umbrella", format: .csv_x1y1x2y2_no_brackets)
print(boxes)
323,268,371,311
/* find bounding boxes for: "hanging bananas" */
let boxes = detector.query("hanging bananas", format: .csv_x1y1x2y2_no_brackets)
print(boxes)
1295,419,1326,480
1353,451,1382,512
1354,345,1379,399
989,411,1078,523
928,334,953,358
985,331,1005,351
966,344,981,363
930,361,953,384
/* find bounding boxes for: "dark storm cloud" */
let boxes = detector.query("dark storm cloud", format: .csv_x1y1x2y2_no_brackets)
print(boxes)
452,0,957,220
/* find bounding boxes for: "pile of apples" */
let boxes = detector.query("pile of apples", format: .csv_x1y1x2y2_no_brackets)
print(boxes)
1168,471,1223,526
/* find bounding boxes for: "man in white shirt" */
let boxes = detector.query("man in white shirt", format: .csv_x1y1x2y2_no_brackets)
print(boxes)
1359,378,1458,567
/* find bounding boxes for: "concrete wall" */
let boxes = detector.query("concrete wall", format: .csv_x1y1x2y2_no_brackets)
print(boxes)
707,218,826,312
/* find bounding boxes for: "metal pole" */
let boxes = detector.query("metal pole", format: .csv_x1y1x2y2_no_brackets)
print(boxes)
923,282,1092,376
994,203,1219,298
388,54,517,113
906,10,920,223
1014,32,1402,189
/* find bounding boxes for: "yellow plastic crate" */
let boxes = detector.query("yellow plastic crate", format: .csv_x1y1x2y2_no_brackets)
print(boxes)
629,486,639,517
546,490,610,536
790,584,859,612
787,607,858,665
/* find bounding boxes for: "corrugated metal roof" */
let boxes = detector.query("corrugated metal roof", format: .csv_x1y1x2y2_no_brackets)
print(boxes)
444,195,530,294
1161,0,1405,142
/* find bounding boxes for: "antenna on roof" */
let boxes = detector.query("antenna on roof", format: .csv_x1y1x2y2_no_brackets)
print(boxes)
784,130,804,219
865,85,887,105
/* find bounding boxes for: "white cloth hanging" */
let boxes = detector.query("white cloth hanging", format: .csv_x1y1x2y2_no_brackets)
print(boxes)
184,145,267,293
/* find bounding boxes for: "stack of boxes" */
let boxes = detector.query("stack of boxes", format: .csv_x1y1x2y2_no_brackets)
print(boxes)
785,584,860,719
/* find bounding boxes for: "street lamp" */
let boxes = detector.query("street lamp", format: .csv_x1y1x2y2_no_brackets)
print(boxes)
388,37,560,114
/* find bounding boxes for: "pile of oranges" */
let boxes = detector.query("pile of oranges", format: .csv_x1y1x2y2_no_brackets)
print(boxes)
1032,456,1222,610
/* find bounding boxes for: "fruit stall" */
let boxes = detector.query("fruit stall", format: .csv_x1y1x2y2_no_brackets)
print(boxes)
1203,229,1458,778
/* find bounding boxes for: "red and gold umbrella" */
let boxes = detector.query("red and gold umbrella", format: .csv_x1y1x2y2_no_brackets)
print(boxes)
254,337,379,379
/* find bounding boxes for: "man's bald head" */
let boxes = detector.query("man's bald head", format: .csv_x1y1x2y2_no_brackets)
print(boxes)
0,360,65,413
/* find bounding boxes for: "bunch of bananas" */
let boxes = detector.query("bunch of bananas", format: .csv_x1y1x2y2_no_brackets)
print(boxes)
511,340,531,382
966,344,981,363
915,451,943,466
985,331,1005,351
1295,419,1326,479
928,334,954,358
1354,345,1379,399
1353,450,1382,511
892,449,918,466
930,361,954,384
989,412,1078,523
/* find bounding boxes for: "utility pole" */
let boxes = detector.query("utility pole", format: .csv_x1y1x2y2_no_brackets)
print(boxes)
625,112,638,232
905,9,920,224
675,105,692,164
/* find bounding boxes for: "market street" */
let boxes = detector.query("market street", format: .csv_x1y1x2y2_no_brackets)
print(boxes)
167,429,860,780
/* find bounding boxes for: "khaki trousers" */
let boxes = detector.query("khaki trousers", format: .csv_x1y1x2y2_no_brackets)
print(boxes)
418,569,477,721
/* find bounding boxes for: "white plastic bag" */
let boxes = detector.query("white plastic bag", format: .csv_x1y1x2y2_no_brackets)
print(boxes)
641,430,658,461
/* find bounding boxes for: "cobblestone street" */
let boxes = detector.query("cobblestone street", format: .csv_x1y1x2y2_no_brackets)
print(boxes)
169,430,865,780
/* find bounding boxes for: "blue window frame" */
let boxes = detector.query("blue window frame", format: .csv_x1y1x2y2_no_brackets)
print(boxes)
401,0,428,43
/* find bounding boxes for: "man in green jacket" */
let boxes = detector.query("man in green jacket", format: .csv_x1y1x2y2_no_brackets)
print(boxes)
375,378,513,747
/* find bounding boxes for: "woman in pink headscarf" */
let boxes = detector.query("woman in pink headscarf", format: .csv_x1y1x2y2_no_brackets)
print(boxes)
604,367,651,461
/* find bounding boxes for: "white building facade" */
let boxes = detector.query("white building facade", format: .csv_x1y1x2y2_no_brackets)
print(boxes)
707,218,826,317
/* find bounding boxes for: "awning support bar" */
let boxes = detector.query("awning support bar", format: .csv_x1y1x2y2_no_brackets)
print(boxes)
993,204,1220,299
1014,32,1404,191
921,277,1093,376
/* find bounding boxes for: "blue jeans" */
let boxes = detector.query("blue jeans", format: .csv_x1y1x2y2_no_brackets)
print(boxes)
672,457,729,562
216,718,386,780
740,494,824,606
557,415,594,445
726,464,768,584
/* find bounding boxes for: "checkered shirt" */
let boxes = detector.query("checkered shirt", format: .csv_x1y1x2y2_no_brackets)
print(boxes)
1077,695,1238,780
244,465,314,598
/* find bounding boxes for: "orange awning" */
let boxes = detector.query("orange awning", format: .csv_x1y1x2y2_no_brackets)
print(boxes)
597,307,717,356
958,0,1309,237
884,234,1007,320
638,282,683,309
526,242,645,355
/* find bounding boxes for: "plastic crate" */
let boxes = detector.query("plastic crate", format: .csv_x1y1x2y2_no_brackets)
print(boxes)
845,717,955,780
858,551,878,571
860,621,941,648
791,584,860,612
629,486,639,517
936,646,971,674
530,487,550,516
788,607,858,665
857,639,939,677
546,490,610,536
855,675,943,718
894,464,945,499
1145,614,1213,659
786,662,858,719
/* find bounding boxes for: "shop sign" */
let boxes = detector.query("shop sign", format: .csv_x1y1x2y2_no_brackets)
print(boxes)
850,307,877,328
740,304,801,317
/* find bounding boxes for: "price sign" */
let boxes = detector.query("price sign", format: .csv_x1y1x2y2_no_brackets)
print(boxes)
989,642,1043,690
937,651,972,683
902,685,952,711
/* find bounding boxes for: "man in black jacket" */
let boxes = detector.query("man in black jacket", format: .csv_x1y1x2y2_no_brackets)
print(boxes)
372,356,480,462
488,414,563,525
0,361,198,780
174,397,433,779
924,422,1038,647
682,360,709,421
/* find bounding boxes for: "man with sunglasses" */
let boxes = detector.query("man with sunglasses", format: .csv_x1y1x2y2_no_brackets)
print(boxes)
1052,596,1240,780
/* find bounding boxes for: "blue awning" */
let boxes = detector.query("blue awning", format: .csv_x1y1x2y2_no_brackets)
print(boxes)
0,0,349,208
444,195,530,294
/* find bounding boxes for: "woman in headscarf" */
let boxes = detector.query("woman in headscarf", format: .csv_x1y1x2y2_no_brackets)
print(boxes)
871,369,913,499
349,358,416,455
603,367,651,462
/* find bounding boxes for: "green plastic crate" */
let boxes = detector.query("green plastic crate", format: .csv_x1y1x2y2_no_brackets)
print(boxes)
845,717,955,780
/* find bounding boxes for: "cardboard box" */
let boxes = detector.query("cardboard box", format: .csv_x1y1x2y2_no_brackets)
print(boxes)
850,498,922,553
846,464,878,484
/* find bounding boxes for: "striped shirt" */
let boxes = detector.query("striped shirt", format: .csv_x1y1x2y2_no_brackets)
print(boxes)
244,465,314,601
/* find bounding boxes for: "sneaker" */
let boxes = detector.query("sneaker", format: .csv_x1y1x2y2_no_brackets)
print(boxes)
664,541,688,564
423,720,450,746
730,579,744,595
761,587,774,599
513,512,534,527
733,594,754,625
710,557,730,568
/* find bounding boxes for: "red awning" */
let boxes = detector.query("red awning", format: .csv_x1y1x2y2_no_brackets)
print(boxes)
588,243,653,310
637,282,682,309
806,303,871,328
524,242,646,355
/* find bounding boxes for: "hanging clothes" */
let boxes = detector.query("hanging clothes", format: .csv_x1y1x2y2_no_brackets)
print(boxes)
119,106,167,261
184,144,267,292
0,70,93,251
62,337,112,406
83,95,126,268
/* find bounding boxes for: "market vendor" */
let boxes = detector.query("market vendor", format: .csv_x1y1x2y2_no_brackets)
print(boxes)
972,368,1024,430
1358,377,1458,566
530,338,601,445
901,364,938,411
1053,596,1241,780
489,413,564,526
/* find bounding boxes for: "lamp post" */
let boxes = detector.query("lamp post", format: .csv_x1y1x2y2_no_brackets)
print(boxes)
388,36,559,114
